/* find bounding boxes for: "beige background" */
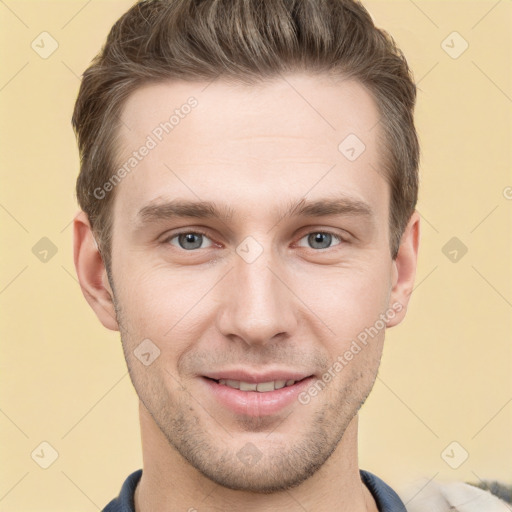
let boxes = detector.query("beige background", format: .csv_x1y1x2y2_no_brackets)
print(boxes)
1,0,511,510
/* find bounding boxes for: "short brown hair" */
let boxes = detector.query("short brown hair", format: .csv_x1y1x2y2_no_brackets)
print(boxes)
72,0,419,272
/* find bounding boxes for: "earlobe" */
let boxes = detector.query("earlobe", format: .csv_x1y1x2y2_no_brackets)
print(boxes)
73,211,119,331
387,210,420,328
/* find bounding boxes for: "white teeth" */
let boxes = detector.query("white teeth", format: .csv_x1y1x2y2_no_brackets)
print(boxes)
217,379,297,392
239,381,257,391
256,381,275,392
274,380,287,389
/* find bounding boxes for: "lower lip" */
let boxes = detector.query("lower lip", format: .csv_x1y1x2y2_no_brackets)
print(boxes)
201,376,315,417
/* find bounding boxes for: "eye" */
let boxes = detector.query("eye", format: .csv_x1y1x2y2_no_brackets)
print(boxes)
297,231,344,250
165,231,214,251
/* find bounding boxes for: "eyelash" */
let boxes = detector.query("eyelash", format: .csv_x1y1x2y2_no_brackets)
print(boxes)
162,229,347,251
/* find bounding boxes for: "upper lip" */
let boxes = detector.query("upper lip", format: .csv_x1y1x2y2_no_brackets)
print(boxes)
203,369,313,383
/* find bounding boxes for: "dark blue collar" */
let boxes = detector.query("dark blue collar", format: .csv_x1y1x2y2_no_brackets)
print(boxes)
103,468,407,511
360,469,407,511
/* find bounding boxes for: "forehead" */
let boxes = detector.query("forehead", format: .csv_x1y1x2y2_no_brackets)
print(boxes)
111,73,388,226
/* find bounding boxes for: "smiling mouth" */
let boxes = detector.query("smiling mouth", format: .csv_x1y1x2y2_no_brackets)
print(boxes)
202,375,315,417
205,377,309,392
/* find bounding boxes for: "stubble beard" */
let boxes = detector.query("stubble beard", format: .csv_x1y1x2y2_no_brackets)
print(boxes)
111,286,380,494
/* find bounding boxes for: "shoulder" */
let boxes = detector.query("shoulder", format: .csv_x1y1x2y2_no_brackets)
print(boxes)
398,478,511,512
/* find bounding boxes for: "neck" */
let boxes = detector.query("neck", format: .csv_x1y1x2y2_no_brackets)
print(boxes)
134,402,378,512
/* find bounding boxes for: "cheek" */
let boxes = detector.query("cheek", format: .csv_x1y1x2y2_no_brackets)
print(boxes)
114,246,392,348
114,262,217,353
293,262,392,331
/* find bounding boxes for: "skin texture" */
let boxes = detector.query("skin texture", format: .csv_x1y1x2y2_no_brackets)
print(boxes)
74,72,420,512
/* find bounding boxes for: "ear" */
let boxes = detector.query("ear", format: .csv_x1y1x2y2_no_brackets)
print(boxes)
387,210,420,328
73,211,119,331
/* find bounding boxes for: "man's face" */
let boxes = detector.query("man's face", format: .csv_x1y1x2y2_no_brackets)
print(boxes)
105,73,404,492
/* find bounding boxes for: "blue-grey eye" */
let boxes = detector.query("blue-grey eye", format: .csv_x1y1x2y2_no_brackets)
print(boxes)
298,232,342,250
169,232,213,250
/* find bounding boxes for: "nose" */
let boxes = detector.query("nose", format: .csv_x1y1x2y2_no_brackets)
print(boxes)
216,244,298,347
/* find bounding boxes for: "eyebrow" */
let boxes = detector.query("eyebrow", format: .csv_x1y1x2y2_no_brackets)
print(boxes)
135,195,375,228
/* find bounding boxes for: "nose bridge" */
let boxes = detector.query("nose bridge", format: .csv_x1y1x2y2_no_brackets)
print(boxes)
217,238,297,345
